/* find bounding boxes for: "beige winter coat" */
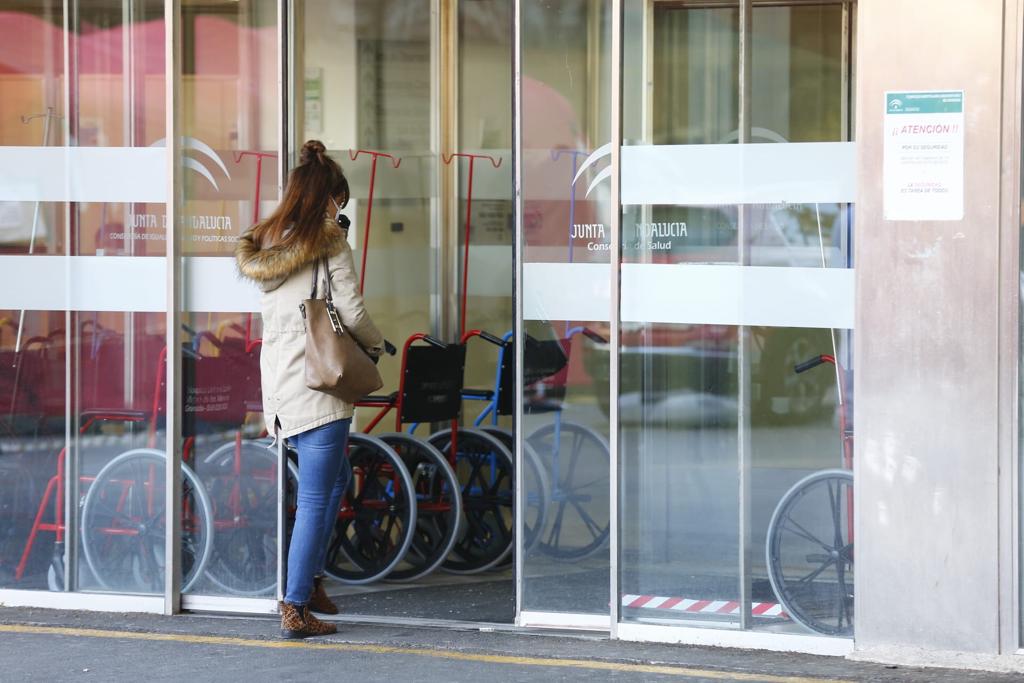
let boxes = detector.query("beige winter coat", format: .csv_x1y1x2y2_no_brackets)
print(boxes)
235,217,385,439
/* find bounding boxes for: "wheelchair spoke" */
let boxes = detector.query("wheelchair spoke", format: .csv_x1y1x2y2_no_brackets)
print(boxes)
780,516,833,554
569,499,604,540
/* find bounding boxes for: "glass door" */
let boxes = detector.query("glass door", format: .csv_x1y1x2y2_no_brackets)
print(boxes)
0,0,170,605
616,0,855,640
517,0,614,627
285,0,517,624
178,0,282,608
289,0,437,401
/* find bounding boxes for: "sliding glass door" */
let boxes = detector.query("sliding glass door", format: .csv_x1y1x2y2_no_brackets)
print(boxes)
615,0,855,640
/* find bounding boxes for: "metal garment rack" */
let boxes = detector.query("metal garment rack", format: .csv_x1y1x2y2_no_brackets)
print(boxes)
347,149,403,295
440,151,503,338
234,150,279,350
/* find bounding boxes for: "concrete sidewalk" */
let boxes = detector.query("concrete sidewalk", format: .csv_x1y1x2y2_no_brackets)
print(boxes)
0,607,1016,682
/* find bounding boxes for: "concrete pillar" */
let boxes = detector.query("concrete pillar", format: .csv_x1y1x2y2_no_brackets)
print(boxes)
855,0,1017,657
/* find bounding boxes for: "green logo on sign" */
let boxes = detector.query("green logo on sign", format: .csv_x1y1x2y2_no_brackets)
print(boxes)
886,90,963,114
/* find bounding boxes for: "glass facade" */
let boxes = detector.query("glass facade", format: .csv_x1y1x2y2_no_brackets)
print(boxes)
0,0,171,595
3,0,1024,660
617,1,854,636
0,0,868,632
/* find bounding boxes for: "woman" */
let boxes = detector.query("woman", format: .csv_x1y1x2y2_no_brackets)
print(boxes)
236,140,384,639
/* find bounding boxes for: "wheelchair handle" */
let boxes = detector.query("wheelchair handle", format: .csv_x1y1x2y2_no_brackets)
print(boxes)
383,340,397,356
478,330,506,346
582,328,608,343
422,335,448,349
795,355,833,374
190,330,223,351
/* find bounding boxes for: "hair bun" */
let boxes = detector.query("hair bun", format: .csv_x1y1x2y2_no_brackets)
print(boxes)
299,140,327,165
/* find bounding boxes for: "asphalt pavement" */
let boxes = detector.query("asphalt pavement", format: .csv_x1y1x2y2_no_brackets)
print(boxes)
0,606,1020,683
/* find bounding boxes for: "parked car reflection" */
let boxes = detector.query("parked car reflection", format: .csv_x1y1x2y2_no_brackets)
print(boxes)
579,201,850,425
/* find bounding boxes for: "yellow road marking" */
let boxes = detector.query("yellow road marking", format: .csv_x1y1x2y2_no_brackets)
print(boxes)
0,624,851,683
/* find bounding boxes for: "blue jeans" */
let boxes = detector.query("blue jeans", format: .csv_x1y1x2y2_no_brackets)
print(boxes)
285,418,352,606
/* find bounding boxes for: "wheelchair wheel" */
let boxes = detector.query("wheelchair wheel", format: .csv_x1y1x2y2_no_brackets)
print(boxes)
199,440,299,596
323,433,416,584
766,468,854,636
427,428,514,574
378,433,462,582
478,426,550,555
80,448,213,594
527,421,610,560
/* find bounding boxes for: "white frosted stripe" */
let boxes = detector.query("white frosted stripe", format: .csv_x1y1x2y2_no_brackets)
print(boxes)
673,599,699,611
0,256,250,312
523,262,611,322
0,256,165,311
524,262,852,328
645,596,670,609
186,257,259,313
0,256,254,313
0,249,510,314
621,142,856,206
622,264,854,329
705,600,730,613
0,147,167,202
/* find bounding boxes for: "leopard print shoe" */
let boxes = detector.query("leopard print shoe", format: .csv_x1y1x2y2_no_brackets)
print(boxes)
309,576,339,615
279,601,338,639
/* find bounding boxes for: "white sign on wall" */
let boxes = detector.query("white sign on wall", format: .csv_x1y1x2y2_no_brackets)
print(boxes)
305,67,323,134
883,90,965,221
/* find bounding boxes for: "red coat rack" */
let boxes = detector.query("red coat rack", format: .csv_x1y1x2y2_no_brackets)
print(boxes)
233,150,278,349
441,152,503,337
233,150,278,225
348,149,403,294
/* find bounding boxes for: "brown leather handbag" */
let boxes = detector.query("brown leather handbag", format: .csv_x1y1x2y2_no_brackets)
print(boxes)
300,257,383,402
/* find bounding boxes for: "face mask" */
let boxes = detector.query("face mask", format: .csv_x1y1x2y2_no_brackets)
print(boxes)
330,197,348,228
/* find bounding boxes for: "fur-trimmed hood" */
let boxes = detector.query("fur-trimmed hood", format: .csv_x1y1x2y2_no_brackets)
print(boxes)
235,216,347,292
244,211,384,440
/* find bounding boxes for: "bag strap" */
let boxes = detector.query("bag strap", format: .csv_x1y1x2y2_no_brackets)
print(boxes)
310,258,319,299
323,257,335,304
309,256,335,304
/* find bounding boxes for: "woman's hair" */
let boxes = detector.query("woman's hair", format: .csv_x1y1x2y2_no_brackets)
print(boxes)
250,140,350,248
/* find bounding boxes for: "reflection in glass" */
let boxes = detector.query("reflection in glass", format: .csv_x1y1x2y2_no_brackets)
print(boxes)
80,448,212,594
619,323,741,626
179,0,281,598
74,310,169,594
0,308,68,590
0,10,67,567
619,0,854,636
520,0,612,616
627,3,849,270
0,1,177,595
522,320,611,614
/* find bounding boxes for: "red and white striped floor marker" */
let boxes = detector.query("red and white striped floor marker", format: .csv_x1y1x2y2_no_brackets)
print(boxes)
621,594,787,618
